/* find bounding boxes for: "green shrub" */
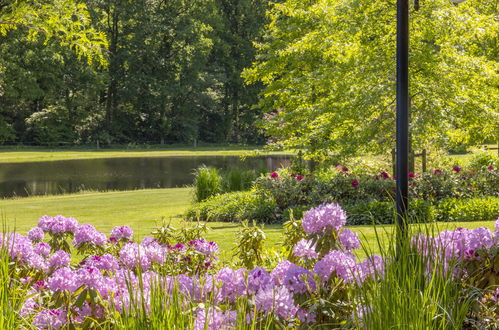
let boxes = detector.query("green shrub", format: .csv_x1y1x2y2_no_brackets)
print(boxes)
186,190,278,223
466,151,499,170
233,220,266,269
193,165,222,202
345,199,435,225
435,197,499,222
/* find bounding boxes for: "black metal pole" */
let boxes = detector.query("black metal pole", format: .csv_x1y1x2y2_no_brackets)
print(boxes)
396,0,409,239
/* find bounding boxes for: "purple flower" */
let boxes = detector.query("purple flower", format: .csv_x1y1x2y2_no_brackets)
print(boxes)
433,169,443,175
27,227,44,242
73,224,107,247
1,233,33,263
49,250,71,269
296,174,304,181
351,180,359,187
216,267,247,302
487,166,494,171
302,203,347,234
47,267,78,292
38,215,79,234
119,242,150,270
28,254,48,271
313,250,357,283
282,263,316,293
194,307,236,330
247,267,272,294
271,261,293,285
339,229,361,251
452,166,461,173
270,172,279,179
33,308,67,329
83,254,119,272
34,242,51,257
293,239,318,259
189,239,220,256
255,285,298,320
110,226,133,241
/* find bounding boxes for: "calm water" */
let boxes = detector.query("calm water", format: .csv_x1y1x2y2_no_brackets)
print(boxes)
0,156,290,198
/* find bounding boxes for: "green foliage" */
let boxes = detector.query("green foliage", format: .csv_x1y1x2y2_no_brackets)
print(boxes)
254,169,316,209
193,166,223,202
344,199,436,225
435,197,499,222
466,151,499,169
151,221,209,245
233,220,266,269
282,214,306,261
0,0,268,146
0,0,108,65
186,190,277,223
244,0,499,161
24,105,75,145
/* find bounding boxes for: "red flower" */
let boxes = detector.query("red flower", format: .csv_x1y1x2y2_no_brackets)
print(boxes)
296,174,304,181
433,169,443,175
342,166,349,172
408,172,416,178
351,180,359,187
452,166,461,173
270,172,279,179
380,171,390,179
487,166,494,171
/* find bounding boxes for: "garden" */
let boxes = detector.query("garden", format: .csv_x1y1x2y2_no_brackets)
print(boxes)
1,151,498,329
1,0,498,329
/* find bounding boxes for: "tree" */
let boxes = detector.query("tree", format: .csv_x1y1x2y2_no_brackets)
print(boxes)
244,0,498,162
0,0,107,64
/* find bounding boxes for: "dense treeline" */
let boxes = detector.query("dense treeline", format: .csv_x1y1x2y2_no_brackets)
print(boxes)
0,0,269,145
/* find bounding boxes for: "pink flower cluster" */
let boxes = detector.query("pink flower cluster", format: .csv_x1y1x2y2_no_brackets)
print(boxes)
412,222,498,271
301,203,347,234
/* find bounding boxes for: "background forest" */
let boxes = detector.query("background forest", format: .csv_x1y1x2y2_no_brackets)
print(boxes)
0,0,269,146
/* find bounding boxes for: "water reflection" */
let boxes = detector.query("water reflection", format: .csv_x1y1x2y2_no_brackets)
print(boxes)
0,156,291,198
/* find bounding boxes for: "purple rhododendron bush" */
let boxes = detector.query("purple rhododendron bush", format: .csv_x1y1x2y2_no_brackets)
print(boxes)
1,208,498,329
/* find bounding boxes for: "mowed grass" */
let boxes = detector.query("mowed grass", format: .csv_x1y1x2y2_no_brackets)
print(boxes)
0,146,292,163
0,188,495,260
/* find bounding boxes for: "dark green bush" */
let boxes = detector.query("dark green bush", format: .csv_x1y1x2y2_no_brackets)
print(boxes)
435,197,499,222
344,199,435,225
193,166,222,202
186,190,278,223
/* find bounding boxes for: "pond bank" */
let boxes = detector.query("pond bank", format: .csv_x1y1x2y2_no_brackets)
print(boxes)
0,146,293,163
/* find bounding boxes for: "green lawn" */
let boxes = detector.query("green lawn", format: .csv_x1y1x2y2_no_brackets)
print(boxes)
0,145,292,163
1,188,495,260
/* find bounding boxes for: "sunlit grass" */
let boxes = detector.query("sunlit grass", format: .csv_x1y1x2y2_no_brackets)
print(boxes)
0,188,495,261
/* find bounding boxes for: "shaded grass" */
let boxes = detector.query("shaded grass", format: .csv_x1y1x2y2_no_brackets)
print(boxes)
0,188,495,260
0,146,292,164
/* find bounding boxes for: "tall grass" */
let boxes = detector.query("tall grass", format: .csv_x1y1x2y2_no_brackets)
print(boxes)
222,167,265,192
193,166,222,202
356,222,473,329
0,230,29,329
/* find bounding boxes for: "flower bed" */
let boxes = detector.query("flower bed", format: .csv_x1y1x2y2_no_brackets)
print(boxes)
187,166,499,224
1,209,498,329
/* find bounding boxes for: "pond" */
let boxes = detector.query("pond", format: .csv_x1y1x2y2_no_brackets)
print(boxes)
0,155,291,198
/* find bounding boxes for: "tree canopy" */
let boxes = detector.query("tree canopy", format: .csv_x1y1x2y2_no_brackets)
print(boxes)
244,0,498,161
0,0,108,64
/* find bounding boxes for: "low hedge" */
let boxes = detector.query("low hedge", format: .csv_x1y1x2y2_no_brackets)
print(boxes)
186,191,499,225
344,199,436,225
185,190,278,223
435,197,499,222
